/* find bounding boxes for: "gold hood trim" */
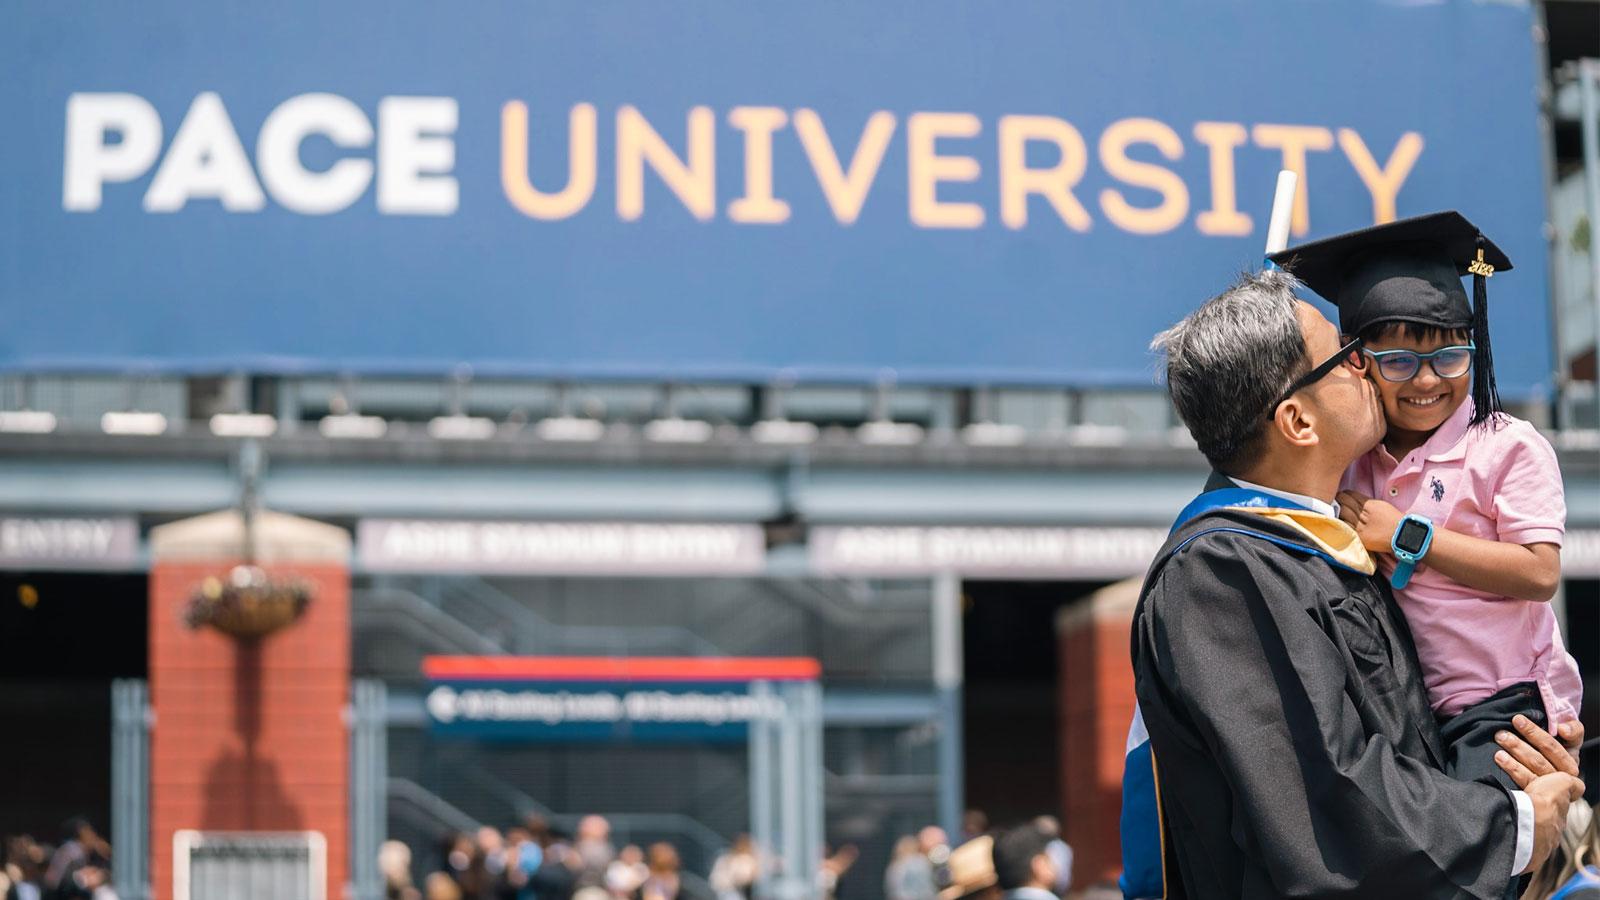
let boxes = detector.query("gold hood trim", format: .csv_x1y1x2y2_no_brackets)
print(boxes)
1225,506,1376,576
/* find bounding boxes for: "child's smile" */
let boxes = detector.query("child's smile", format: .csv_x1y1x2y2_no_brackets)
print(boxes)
1399,393,1448,409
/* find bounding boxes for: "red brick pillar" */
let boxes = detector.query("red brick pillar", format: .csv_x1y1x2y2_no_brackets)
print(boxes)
1055,578,1140,889
148,510,351,900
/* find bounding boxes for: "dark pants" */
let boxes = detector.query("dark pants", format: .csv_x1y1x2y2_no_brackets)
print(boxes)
1438,681,1548,900
1439,681,1549,790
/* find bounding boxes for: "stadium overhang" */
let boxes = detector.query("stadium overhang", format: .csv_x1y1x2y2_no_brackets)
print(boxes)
0,431,1596,576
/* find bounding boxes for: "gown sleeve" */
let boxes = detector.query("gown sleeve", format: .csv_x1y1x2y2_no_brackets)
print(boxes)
1141,531,1518,899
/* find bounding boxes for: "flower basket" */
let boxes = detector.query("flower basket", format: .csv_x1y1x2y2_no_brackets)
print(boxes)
185,565,313,639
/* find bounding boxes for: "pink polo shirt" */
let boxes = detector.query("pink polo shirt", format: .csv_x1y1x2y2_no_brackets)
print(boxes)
1342,400,1581,724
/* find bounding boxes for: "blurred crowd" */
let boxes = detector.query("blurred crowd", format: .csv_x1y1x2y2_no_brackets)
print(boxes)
382,814,857,900
1,819,118,900
8,801,1595,900
886,812,1075,900
923,803,1600,900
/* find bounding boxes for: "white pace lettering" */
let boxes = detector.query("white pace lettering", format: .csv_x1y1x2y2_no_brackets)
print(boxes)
63,93,163,212
377,96,459,215
257,93,375,215
143,92,265,213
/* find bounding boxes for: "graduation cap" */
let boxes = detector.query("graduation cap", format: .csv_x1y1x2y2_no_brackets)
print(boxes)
1267,211,1511,426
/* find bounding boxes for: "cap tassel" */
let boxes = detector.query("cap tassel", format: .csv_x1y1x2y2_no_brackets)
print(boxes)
1470,237,1501,427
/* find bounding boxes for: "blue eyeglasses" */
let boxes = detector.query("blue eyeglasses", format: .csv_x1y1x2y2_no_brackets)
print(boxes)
1362,344,1475,383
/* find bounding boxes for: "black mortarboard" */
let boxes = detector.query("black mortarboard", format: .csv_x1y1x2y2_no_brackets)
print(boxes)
1267,210,1511,425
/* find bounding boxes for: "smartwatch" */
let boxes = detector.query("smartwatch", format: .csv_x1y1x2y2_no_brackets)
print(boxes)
1389,513,1434,590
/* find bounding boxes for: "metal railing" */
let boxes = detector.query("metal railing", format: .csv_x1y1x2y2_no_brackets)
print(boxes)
111,679,151,900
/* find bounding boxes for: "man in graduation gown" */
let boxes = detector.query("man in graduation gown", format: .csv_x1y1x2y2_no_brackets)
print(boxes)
1129,268,1584,899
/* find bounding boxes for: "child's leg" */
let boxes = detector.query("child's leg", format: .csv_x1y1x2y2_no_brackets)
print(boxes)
1437,682,1549,900
1440,682,1548,787
1437,681,1549,792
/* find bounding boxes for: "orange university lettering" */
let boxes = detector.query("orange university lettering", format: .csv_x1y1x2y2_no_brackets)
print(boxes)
499,102,1423,236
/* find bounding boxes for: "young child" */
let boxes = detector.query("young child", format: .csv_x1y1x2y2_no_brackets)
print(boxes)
1269,211,1582,793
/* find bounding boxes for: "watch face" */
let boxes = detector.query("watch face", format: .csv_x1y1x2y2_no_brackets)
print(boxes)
1396,519,1430,554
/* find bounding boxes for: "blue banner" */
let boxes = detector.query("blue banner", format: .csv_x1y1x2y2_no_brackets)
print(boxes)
0,1,1552,392
424,680,780,742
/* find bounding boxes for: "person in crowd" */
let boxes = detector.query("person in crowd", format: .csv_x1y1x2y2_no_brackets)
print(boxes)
638,844,681,900
573,816,614,892
43,818,113,900
479,827,509,886
604,845,648,899
65,864,115,900
4,835,47,900
709,835,760,900
1523,801,1599,899
1030,817,1070,897
424,872,464,900
990,824,1057,900
937,835,999,900
818,843,858,900
441,832,475,886
526,827,579,900
885,835,935,900
446,829,493,900
919,827,949,868
961,811,989,845
1126,267,1584,898
380,839,421,900
498,827,539,900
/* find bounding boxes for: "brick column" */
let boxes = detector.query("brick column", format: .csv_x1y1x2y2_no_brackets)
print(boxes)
1055,578,1140,889
148,510,350,900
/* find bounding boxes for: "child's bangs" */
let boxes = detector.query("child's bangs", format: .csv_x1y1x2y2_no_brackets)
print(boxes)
1359,321,1471,346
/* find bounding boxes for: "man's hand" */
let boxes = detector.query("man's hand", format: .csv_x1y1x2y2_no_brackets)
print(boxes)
1495,714,1582,780
1518,772,1585,874
1335,490,1402,553
1494,715,1587,874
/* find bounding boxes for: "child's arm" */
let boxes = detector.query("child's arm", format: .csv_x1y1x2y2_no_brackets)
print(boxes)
1336,490,1561,602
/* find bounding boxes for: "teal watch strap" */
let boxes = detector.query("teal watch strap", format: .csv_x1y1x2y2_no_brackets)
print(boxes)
1390,559,1417,590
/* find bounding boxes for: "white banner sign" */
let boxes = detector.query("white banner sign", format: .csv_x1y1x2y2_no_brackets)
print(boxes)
809,525,1169,579
0,516,139,569
811,525,1600,580
358,519,766,575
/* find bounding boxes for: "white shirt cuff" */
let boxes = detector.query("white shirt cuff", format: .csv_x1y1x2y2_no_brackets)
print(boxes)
1511,790,1534,877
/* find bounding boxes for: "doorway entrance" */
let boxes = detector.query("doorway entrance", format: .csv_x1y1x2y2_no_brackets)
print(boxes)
0,572,147,841
959,580,1108,829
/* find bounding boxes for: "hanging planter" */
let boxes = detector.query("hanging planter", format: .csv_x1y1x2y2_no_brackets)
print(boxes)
185,564,313,639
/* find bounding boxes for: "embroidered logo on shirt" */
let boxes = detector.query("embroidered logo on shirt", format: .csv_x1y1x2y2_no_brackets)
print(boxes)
1430,476,1445,502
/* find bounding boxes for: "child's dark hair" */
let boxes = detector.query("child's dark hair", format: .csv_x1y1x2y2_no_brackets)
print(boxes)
1356,319,1502,428
1357,321,1469,347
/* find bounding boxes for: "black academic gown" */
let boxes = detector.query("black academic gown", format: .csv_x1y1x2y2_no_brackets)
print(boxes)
1131,473,1518,899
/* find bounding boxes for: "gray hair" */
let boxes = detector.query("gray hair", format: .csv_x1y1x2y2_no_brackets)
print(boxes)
1152,269,1309,472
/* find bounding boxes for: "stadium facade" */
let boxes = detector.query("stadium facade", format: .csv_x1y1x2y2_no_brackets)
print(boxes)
2,2,1598,899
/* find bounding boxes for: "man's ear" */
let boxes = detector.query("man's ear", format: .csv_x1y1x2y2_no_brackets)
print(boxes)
1272,397,1320,449
1031,853,1056,888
